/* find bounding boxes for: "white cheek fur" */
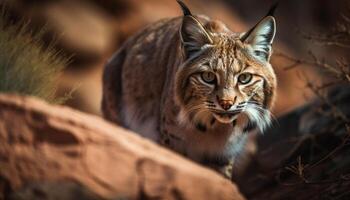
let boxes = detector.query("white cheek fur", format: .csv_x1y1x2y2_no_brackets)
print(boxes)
244,103,272,133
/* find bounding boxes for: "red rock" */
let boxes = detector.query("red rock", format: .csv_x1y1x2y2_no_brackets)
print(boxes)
0,94,244,200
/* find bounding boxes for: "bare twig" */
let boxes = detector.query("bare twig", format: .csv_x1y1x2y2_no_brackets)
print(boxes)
272,11,350,194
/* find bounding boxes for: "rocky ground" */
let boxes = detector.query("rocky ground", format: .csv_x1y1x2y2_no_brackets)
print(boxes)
0,94,244,200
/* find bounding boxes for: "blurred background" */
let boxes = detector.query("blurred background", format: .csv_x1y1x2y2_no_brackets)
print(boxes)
1,0,348,116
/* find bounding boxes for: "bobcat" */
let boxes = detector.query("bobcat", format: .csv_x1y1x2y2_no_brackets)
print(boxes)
102,0,277,178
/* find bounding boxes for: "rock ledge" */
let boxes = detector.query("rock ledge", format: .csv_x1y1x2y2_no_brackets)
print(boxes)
0,94,244,200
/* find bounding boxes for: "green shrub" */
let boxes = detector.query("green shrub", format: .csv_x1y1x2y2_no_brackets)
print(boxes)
0,14,68,103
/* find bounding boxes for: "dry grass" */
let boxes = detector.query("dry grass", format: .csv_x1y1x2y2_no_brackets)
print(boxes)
0,10,69,103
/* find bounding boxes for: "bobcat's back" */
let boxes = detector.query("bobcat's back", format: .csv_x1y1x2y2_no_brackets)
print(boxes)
102,17,184,141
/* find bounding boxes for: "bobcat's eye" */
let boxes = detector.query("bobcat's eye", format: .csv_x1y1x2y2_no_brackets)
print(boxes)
201,72,216,84
238,73,253,84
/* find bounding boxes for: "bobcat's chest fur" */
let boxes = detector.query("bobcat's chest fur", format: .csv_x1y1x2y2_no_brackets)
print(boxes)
102,1,277,177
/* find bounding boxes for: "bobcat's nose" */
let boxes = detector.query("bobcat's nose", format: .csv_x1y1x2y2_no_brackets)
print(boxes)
217,96,236,110
218,100,233,110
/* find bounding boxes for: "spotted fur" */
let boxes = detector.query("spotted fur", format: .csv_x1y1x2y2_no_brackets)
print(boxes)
102,1,277,178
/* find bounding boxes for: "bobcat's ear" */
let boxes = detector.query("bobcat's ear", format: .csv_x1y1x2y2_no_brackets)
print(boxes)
177,0,213,59
241,16,276,62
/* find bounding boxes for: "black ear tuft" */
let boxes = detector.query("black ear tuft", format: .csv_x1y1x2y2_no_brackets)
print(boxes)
176,0,192,16
266,2,279,17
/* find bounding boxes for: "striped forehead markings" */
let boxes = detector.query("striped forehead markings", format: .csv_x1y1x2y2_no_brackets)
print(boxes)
211,39,252,75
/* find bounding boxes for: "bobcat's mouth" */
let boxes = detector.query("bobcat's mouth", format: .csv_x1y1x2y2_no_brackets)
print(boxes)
212,111,240,124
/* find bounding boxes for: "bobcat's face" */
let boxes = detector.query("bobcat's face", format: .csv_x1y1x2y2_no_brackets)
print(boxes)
175,13,276,133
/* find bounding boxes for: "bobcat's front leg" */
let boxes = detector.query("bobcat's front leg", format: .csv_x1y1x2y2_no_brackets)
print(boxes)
219,159,234,179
